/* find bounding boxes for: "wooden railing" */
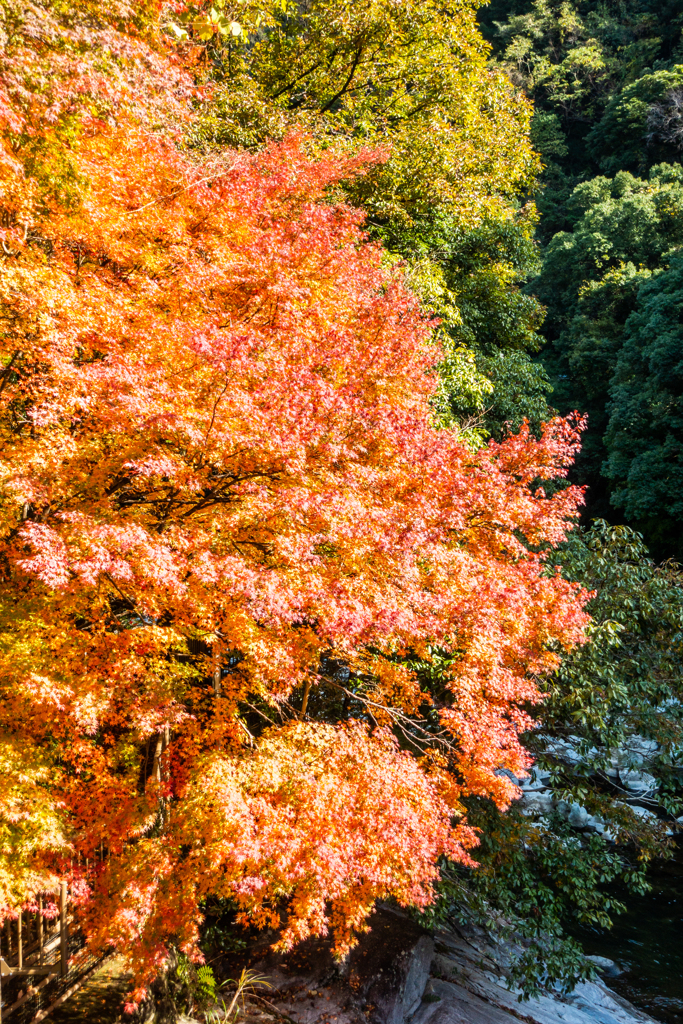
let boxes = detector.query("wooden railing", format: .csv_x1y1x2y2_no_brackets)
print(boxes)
0,884,70,1021
0,885,69,983
0,879,109,1023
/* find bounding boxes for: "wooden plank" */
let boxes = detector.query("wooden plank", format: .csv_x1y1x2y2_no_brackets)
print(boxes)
0,959,57,978
2,972,53,1018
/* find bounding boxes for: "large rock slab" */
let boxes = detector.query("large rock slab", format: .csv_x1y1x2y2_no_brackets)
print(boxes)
215,910,656,1024
356,928,433,1024
423,925,657,1024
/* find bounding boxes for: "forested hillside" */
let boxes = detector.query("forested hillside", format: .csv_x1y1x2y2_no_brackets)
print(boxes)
479,0,683,557
1,1,683,1018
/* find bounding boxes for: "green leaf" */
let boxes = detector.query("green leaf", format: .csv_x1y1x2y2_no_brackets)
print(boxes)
192,15,214,40
216,15,242,37
168,22,188,41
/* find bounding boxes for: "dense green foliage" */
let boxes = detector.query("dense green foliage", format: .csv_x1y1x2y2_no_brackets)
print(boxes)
181,0,538,224
479,0,683,233
376,209,553,439
534,165,683,550
604,258,683,537
480,0,683,557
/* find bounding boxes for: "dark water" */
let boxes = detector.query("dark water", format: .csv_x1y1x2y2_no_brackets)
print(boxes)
573,844,683,1023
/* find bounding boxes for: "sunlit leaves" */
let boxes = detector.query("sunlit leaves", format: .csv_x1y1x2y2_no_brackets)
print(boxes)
0,0,589,991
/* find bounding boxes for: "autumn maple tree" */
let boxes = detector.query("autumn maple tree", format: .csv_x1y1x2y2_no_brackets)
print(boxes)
0,0,589,996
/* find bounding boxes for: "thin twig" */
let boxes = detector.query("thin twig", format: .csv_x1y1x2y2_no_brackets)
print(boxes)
243,993,298,1024
126,159,241,215
323,675,456,751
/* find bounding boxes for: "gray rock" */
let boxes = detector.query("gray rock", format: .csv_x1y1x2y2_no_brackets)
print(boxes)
236,909,653,1024
520,777,548,792
246,906,433,1024
568,803,590,828
585,956,624,979
501,767,552,792
424,925,657,1024
609,737,660,774
519,768,553,792
519,791,554,815
629,805,657,820
544,736,584,766
620,770,658,796
366,933,434,1024
625,737,659,759
410,978,528,1024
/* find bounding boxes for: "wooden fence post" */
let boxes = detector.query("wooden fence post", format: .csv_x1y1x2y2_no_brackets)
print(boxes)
59,884,68,978
38,897,43,967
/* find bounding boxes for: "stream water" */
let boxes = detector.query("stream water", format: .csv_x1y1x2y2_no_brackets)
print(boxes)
573,842,683,1023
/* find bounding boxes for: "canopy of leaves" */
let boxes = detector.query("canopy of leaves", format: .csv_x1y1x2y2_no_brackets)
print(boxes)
179,0,539,226
479,1,683,558
604,256,683,543
532,164,683,553
0,0,589,994
587,66,683,176
375,207,553,440
479,0,683,235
